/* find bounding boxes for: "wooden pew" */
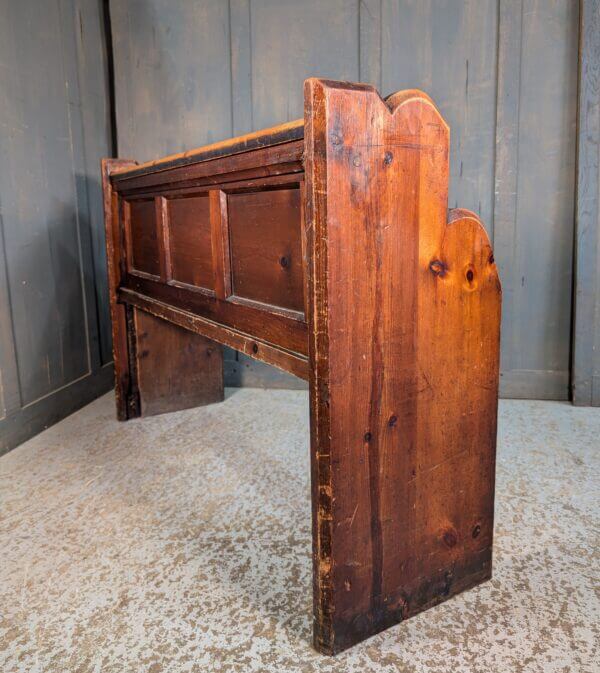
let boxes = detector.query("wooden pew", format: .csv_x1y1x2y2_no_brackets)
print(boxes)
102,78,501,654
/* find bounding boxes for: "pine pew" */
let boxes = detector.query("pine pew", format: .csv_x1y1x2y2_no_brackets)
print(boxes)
102,78,501,654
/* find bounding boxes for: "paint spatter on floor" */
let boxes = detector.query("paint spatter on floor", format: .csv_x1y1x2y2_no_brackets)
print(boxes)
0,391,598,672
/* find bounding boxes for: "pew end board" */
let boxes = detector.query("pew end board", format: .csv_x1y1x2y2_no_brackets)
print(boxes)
102,78,501,654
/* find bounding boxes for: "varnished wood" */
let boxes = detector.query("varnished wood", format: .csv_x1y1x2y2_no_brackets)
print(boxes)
102,158,139,420
120,288,309,381
112,140,304,197
127,198,160,277
167,193,213,290
111,118,303,179
210,190,232,299
102,79,501,654
228,187,304,312
120,275,308,358
103,161,225,421
134,309,223,416
304,79,501,653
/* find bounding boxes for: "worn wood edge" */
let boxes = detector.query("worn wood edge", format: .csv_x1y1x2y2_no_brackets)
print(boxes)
118,169,305,201
110,119,304,181
329,550,493,654
304,77,334,654
119,288,309,381
385,88,450,133
447,208,502,293
305,78,449,130
101,157,138,420
304,78,501,655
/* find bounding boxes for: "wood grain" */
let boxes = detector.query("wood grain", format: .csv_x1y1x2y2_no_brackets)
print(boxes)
167,194,213,290
134,309,223,416
228,187,304,312
112,119,303,179
304,79,501,654
127,199,160,277
102,157,139,420
104,77,501,654
119,288,308,381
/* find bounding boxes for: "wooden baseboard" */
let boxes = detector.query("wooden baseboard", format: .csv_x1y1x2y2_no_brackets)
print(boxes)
0,365,114,456
499,369,569,400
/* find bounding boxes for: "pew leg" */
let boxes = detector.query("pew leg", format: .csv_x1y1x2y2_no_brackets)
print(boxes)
113,306,224,420
305,78,499,654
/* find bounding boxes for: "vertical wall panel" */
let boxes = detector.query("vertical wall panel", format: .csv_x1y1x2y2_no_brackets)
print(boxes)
573,0,600,406
75,0,115,366
1,1,89,403
381,0,498,235
0,0,113,453
110,0,233,160
495,0,579,399
249,0,360,128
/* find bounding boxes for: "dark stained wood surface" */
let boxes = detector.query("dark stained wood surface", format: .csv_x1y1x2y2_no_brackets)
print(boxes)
111,119,303,181
120,275,308,358
304,79,501,653
102,158,140,420
112,142,304,202
127,199,160,277
108,129,310,379
228,187,304,312
167,194,213,290
120,288,308,381
134,309,223,416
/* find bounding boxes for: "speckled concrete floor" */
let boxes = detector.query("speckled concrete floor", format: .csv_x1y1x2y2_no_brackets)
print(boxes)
0,390,598,672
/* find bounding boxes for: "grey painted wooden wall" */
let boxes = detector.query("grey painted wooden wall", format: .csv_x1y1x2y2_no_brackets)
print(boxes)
0,0,114,453
0,0,597,453
109,0,581,399
573,0,600,406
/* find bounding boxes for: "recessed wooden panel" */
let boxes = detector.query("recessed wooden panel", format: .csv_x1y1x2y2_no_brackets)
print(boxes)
228,188,303,312
128,199,159,276
167,195,213,289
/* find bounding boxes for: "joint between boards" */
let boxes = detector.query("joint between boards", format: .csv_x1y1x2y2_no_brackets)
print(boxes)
125,305,141,418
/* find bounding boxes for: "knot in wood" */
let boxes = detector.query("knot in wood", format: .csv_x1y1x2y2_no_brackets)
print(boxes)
429,259,447,277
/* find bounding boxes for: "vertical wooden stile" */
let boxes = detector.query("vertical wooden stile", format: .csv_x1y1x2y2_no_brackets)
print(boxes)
210,189,232,299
